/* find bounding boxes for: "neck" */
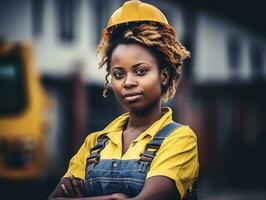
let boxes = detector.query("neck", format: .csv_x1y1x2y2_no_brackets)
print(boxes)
125,101,162,131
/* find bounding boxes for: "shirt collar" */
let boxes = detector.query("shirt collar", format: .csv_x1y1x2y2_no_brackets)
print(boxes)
99,107,173,144
134,107,173,142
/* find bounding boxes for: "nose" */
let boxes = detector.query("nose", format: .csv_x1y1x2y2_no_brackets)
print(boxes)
123,73,137,89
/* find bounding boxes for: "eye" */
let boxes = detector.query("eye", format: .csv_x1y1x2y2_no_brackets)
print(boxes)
135,68,148,76
113,70,124,79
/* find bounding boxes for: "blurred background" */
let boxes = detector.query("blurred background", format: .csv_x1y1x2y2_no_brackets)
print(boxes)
0,0,265,199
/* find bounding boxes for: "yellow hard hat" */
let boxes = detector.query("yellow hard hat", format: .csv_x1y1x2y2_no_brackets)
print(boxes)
105,0,174,32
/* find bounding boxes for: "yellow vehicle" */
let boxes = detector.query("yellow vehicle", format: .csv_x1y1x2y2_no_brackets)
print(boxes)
0,40,51,179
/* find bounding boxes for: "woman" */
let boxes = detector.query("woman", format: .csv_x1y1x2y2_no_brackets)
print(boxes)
48,1,199,200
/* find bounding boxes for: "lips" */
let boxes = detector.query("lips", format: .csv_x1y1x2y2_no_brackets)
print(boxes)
122,92,143,102
123,92,142,98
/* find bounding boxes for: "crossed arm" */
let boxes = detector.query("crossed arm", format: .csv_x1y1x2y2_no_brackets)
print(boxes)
47,175,179,200
47,127,197,200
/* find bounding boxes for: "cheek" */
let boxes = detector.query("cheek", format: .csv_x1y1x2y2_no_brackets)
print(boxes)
110,80,122,95
141,76,162,94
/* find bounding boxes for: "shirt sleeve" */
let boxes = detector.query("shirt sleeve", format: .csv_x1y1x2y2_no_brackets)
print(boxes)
146,125,199,199
62,132,99,180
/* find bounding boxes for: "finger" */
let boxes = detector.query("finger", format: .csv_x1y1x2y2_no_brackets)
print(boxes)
77,178,85,194
69,175,83,197
74,175,85,194
61,184,70,197
66,176,77,197
74,175,85,197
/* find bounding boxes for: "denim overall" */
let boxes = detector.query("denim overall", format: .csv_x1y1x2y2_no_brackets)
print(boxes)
84,122,197,199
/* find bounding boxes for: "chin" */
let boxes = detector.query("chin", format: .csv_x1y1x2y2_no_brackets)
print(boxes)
122,102,146,112
123,100,160,115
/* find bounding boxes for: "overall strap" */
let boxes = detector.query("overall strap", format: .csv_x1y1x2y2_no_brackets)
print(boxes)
140,122,182,163
140,122,198,200
86,134,109,169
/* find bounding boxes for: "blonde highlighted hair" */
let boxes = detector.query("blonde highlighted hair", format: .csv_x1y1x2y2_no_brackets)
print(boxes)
97,22,190,101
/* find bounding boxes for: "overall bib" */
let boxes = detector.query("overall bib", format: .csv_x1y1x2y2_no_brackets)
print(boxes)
84,122,197,199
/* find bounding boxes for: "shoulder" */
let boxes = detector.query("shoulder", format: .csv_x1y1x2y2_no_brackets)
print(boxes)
82,130,106,149
82,112,128,149
175,124,197,139
160,124,198,149
68,131,106,161
166,124,197,140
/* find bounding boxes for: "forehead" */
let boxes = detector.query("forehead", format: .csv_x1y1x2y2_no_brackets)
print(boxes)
110,43,158,66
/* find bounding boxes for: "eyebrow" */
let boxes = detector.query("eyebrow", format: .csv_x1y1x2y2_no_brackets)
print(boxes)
111,62,149,70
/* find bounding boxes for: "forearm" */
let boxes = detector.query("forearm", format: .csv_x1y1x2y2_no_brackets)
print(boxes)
48,177,129,200
126,176,180,200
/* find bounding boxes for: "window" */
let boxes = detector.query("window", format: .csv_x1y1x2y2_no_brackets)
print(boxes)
32,0,44,37
0,55,27,115
227,33,242,79
56,0,78,43
250,42,264,80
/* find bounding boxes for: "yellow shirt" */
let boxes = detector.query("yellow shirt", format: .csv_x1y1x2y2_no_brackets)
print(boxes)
64,107,199,199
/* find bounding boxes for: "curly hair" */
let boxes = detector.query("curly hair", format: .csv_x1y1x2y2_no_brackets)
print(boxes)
97,21,190,101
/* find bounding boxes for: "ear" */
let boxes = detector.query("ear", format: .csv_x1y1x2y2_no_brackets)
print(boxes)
160,68,169,85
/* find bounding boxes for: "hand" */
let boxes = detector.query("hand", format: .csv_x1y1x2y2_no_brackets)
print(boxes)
111,193,129,200
61,174,85,198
